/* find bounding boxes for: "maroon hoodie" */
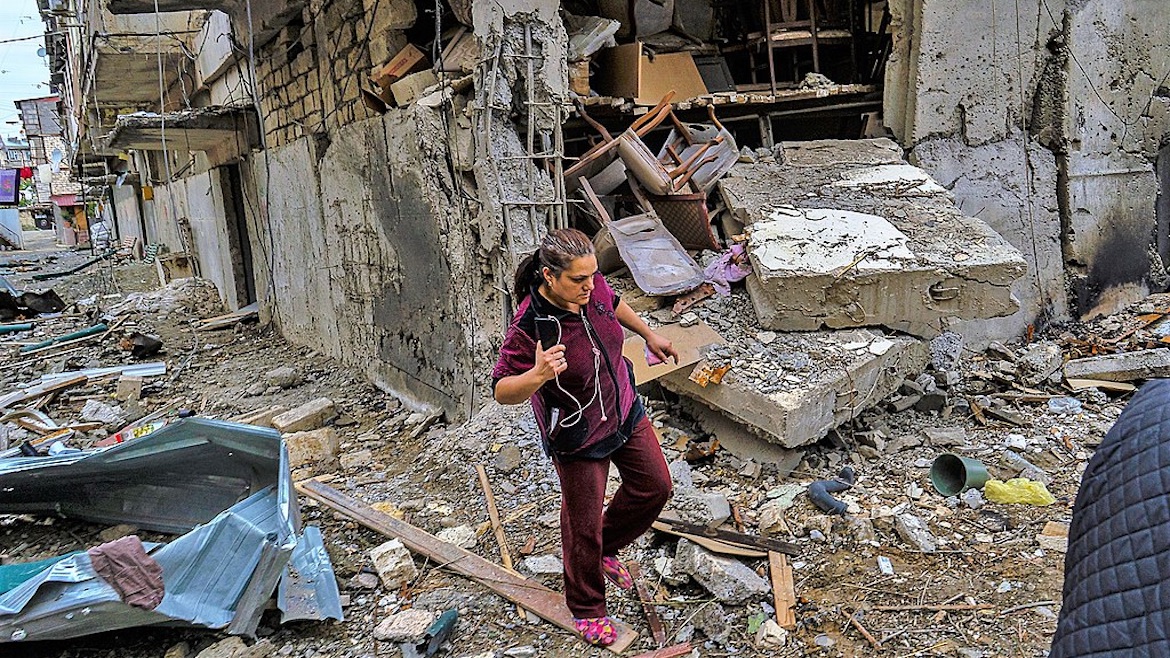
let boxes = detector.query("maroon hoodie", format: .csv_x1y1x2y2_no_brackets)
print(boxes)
492,273,642,461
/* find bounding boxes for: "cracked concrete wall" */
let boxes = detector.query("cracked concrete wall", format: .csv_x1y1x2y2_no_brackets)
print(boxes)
887,0,1170,331
884,0,1068,345
472,0,567,314
241,103,503,419
1063,0,1170,316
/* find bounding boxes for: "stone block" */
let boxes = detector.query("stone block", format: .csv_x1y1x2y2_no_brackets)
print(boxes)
661,326,928,448
719,139,1027,338
284,427,340,471
668,488,731,529
673,538,770,605
370,538,418,589
1063,348,1170,382
373,608,435,642
272,397,336,433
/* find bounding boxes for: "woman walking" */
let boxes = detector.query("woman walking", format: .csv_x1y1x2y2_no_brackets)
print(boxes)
492,228,677,646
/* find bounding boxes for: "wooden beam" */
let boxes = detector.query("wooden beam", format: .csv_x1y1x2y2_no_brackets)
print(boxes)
476,463,524,617
768,551,797,630
654,516,799,556
628,562,666,646
296,480,638,653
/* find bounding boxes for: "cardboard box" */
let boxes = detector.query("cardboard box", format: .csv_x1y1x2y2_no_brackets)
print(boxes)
390,70,439,106
371,44,430,91
594,43,708,105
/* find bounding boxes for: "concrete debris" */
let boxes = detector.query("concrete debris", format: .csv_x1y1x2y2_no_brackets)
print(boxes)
668,487,731,529
370,539,418,589
80,399,126,426
373,608,437,642
436,524,477,549
674,539,770,605
755,618,789,649
284,427,340,472
720,139,1026,336
1063,348,1170,382
265,366,303,389
522,554,564,575
272,397,337,433
692,602,731,642
492,444,523,473
895,513,937,552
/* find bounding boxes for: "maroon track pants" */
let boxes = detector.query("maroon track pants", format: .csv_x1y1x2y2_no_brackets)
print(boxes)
553,415,672,618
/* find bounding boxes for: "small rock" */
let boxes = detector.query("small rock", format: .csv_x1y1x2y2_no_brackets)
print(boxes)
522,554,564,575
679,312,699,327
754,618,788,649
1004,433,1028,450
930,331,963,371
814,634,836,648
284,427,340,472
492,444,523,473
264,366,302,389
922,426,967,446
164,642,191,658
504,647,537,658
895,513,937,552
960,489,985,510
653,555,688,586
348,572,379,590
757,499,791,535
669,460,694,488
757,331,777,345
370,539,418,589
436,525,477,549
373,608,436,642
915,391,949,412
245,382,267,396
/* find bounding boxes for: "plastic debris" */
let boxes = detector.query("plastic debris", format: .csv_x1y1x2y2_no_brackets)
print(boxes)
807,466,855,515
984,478,1057,506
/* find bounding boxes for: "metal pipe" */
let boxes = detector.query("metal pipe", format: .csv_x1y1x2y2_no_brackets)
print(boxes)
18,323,108,353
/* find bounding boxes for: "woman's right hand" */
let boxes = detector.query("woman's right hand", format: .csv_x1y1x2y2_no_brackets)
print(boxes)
533,342,568,383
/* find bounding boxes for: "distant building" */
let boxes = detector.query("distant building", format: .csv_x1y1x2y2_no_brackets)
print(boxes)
1,136,32,169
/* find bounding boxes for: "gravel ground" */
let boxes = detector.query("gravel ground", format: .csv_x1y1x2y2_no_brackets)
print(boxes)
1,242,1132,658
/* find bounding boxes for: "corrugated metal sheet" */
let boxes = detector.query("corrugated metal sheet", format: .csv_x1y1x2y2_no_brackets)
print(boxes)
0,418,343,643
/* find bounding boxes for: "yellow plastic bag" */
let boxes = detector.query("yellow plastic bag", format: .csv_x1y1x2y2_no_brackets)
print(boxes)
984,478,1056,506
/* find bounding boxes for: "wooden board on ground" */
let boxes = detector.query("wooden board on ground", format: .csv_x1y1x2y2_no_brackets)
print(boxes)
623,321,725,385
297,480,638,654
651,521,767,558
0,374,87,411
768,551,797,630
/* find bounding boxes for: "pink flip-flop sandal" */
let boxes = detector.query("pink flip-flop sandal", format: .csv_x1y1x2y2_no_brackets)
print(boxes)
602,555,634,590
573,615,618,646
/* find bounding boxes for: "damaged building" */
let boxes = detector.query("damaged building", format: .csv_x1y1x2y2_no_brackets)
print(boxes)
36,0,1170,440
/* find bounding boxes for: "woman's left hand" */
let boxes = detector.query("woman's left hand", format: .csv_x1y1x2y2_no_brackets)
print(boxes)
645,332,679,365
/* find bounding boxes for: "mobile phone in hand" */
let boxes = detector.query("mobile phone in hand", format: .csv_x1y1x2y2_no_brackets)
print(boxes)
535,316,560,351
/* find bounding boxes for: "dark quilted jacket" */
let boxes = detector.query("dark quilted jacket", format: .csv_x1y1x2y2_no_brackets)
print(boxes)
1050,379,1170,658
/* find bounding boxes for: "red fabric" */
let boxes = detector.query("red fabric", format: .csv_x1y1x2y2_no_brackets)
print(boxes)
87,535,165,610
554,415,671,617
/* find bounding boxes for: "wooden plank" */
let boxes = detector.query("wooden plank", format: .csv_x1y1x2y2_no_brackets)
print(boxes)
628,562,666,646
651,521,767,558
0,374,88,411
655,516,799,556
297,480,638,653
476,463,524,616
768,551,797,630
629,643,692,658
1065,378,1136,393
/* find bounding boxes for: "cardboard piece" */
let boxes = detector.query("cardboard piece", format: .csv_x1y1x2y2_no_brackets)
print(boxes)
595,43,708,104
390,70,439,106
371,44,430,91
622,320,724,385
439,27,480,73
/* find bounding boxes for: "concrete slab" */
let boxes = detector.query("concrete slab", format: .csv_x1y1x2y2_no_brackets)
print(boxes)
719,138,1027,337
631,282,930,449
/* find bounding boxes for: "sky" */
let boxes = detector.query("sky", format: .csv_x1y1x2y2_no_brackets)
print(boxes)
0,0,51,140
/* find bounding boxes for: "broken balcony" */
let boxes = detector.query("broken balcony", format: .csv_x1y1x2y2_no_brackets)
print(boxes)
101,106,261,165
